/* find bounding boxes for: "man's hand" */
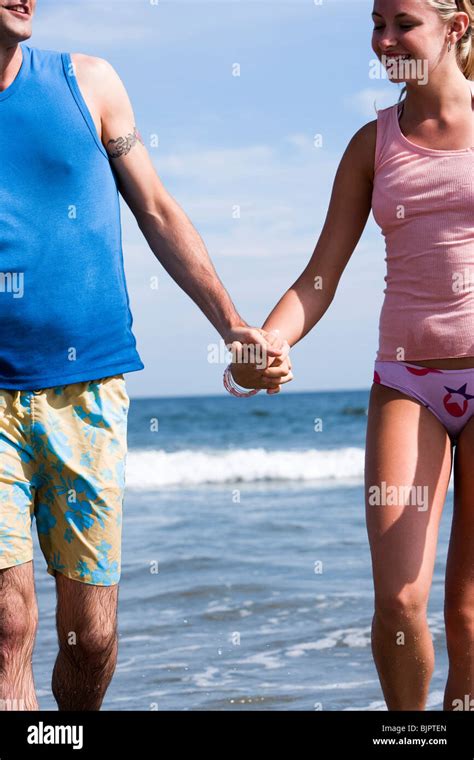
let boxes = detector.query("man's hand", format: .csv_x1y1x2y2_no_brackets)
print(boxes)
223,326,289,370
229,330,293,394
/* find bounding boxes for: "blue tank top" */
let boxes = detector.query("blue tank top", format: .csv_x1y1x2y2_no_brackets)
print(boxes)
0,43,144,389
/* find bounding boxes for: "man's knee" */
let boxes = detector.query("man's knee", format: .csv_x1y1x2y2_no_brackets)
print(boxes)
54,575,119,671
58,623,118,667
0,590,38,662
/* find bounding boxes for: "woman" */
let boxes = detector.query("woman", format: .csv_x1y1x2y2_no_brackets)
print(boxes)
227,0,474,711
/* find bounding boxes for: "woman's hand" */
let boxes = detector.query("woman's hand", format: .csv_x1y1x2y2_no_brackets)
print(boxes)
230,335,293,394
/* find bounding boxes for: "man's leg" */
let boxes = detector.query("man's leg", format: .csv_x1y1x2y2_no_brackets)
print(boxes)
52,573,119,711
0,562,39,710
33,374,127,709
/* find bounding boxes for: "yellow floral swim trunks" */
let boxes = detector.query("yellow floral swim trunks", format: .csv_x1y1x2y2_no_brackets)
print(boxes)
0,374,129,586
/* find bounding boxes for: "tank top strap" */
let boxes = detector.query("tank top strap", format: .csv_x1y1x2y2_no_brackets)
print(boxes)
374,101,398,174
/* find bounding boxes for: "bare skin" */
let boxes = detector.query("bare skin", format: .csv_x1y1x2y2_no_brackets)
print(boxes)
231,0,473,383
0,1,291,710
443,418,474,709
0,0,471,713
230,0,474,710
0,5,123,710
52,574,119,711
365,384,453,710
0,563,118,711
0,563,38,710
75,0,473,710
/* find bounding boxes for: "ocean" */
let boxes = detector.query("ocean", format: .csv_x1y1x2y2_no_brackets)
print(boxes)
32,389,454,710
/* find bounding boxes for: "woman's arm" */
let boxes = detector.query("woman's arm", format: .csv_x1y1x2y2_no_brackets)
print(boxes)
232,119,377,390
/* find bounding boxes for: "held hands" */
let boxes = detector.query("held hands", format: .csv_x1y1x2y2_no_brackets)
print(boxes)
224,327,293,395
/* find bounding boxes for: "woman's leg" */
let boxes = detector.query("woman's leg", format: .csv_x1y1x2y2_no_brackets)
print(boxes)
365,382,453,710
444,417,474,710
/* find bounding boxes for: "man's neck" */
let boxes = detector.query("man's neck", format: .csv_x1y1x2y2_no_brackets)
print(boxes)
0,42,22,92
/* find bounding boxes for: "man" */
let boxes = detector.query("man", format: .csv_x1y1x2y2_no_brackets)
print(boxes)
0,1,292,710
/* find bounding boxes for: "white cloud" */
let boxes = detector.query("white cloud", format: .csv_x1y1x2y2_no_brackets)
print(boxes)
120,137,345,264
34,1,157,48
33,0,316,50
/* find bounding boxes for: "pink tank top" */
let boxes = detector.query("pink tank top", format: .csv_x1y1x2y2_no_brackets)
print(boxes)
372,79,474,362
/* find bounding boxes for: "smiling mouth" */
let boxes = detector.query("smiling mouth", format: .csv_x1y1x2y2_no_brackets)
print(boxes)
383,54,412,60
3,5,30,16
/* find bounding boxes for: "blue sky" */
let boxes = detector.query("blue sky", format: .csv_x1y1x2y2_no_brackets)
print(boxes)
31,0,404,398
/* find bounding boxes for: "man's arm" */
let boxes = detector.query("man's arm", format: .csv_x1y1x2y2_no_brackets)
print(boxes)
72,54,286,365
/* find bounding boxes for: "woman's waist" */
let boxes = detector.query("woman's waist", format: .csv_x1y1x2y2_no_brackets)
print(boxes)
377,309,474,368
402,357,474,369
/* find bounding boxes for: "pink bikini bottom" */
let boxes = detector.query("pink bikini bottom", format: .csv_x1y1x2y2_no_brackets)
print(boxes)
373,360,474,444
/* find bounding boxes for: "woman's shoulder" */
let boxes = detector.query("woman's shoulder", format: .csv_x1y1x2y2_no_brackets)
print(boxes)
345,120,378,182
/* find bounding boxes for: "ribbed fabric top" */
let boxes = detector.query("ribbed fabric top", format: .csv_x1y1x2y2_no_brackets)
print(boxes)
372,79,474,362
0,44,144,389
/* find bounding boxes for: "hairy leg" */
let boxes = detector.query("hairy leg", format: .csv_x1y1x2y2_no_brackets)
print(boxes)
52,573,119,711
0,561,39,710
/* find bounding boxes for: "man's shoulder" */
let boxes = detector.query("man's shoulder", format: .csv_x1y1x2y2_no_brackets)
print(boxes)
69,53,121,101
22,46,114,78
70,53,113,77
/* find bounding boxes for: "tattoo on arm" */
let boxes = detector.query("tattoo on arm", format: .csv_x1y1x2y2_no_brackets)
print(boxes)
106,126,144,159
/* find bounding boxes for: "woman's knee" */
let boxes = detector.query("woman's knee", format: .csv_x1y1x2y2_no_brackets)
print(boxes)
444,596,474,645
374,588,428,627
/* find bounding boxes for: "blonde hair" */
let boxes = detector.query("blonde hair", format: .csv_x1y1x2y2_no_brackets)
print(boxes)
398,0,474,101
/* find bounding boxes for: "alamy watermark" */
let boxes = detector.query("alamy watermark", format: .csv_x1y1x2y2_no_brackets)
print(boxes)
368,481,428,512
